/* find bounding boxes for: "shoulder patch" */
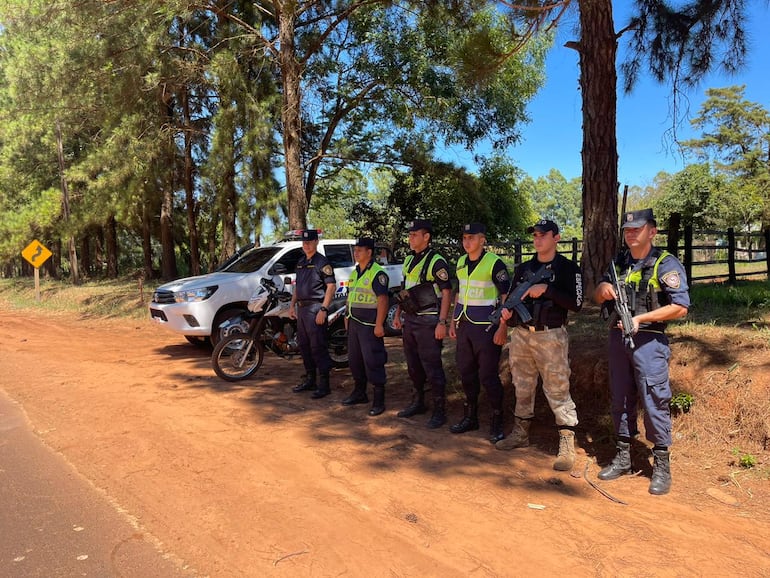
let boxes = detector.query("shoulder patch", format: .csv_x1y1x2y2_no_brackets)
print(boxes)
377,273,388,286
661,270,681,289
435,268,449,282
496,270,509,283
322,264,334,276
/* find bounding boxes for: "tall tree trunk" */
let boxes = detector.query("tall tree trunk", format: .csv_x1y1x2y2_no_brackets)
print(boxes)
106,214,118,278
142,199,154,280
159,91,178,281
576,0,619,294
181,83,201,276
221,159,237,263
278,5,308,229
80,234,91,277
160,182,177,281
55,120,80,285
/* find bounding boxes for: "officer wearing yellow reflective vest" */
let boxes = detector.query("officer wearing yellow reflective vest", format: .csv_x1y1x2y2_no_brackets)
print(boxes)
393,219,453,429
341,237,390,416
448,223,510,443
594,208,689,495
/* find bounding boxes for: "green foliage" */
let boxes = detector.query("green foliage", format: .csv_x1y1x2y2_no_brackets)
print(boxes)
520,169,582,239
670,392,694,414
732,448,757,469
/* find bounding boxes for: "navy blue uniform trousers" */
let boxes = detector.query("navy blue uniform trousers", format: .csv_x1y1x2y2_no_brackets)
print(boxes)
402,314,446,398
608,328,672,447
348,320,387,386
297,303,331,376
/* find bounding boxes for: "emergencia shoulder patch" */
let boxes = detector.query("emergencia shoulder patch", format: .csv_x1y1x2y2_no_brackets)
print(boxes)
377,273,388,287
661,270,681,289
322,264,334,276
435,267,449,282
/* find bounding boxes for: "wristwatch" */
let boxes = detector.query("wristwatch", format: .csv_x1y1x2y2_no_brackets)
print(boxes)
439,318,448,326
320,306,329,313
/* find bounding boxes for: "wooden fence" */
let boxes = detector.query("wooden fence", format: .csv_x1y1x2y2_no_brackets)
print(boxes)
460,218,769,285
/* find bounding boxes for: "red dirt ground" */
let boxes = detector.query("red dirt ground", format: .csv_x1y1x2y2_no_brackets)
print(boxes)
1,306,769,577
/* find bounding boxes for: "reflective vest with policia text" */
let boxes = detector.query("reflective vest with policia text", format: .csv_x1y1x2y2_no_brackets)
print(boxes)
453,252,503,325
620,247,672,315
346,261,386,326
402,251,443,315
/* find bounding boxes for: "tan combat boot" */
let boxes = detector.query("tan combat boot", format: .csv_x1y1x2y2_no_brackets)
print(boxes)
495,416,530,450
553,429,576,471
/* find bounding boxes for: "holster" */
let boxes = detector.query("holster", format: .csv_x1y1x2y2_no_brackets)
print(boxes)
396,282,438,314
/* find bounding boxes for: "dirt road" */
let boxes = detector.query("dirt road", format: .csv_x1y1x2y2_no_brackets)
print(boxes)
1,307,768,577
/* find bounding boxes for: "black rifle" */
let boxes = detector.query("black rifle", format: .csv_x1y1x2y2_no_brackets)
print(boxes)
488,264,554,327
607,261,636,349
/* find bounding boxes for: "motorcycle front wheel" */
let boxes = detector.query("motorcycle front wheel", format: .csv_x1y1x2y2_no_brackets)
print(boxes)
327,321,349,368
212,333,265,381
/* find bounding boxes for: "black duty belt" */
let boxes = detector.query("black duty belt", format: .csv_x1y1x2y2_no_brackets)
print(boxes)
297,299,323,306
518,324,563,333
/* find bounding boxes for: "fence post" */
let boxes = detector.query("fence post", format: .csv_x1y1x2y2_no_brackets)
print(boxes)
667,212,681,258
684,225,693,284
571,237,578,262
765,228,770,278
514,240,522,266
727,228,736,284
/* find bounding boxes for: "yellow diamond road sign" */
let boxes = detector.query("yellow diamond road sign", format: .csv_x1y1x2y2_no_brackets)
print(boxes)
22,240,52,268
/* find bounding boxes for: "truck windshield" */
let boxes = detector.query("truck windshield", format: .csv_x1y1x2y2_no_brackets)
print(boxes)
222,247,281,273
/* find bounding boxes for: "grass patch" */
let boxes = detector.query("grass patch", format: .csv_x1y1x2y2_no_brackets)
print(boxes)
0,277,157,320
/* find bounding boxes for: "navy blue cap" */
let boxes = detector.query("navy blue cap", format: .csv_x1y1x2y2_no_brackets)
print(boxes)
527,219,559,235
463,223,486,235
621,208,656,228
408,219,432,233
354,237,375,249
301,229,319,241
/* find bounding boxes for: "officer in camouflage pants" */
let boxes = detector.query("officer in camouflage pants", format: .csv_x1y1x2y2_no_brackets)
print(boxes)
496,219,583,472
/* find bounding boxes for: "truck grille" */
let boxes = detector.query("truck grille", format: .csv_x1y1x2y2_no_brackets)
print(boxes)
153,290,175,304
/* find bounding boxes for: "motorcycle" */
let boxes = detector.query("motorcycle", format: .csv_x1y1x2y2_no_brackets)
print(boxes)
211,273,348,382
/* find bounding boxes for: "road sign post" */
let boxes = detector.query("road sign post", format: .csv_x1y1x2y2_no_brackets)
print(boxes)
21,240,53,302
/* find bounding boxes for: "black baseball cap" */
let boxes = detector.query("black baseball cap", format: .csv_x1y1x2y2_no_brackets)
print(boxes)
527,219,559,235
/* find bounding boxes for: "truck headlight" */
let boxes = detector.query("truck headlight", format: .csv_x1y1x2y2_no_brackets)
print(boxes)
174,286,218,303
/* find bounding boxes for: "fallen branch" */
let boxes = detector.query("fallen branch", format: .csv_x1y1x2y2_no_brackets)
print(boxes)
583,459,628,505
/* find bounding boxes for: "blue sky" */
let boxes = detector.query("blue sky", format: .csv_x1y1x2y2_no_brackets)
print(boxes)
440,4,770,188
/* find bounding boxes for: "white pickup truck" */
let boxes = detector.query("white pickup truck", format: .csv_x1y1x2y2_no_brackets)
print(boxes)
149,235,404,345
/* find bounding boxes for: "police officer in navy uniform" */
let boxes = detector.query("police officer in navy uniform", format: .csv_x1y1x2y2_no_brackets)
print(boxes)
289,229,337,399
393,219,453,428
341,237,390,416
448,223,510,443
593,208,690,495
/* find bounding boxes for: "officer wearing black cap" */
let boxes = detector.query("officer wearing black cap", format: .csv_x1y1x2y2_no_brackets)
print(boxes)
393,219,453,428
448,223,510,443
341,237,390,416
495,218,584,473
594,208,689,495
289,229,337,398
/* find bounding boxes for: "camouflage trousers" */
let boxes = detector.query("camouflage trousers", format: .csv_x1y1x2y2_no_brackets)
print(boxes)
508,326,578,427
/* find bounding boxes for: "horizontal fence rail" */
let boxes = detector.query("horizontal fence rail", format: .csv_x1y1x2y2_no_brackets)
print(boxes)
432,216,767,285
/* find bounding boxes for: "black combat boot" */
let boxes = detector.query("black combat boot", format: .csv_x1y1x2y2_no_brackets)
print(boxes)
488,409,504,444
341,382,368,406
426,397,446,429
649,447,672,495
397,387,427,418
311,373,331,399
368,385,386,416
598,440,632,480
292,371,317,393
449,402,479,434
